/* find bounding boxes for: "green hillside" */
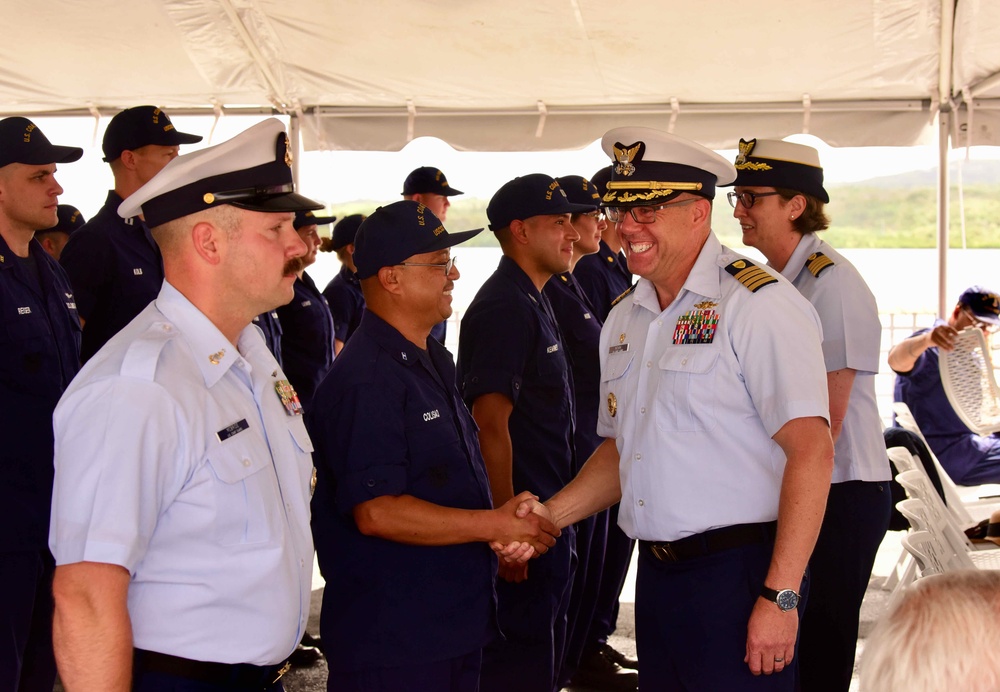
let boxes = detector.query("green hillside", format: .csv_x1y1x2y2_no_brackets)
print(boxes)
329,182,1000,250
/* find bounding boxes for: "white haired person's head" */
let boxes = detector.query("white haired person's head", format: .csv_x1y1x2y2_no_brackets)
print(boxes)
861,570,1000,692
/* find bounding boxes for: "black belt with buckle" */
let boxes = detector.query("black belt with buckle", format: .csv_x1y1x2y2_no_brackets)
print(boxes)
640,521,777,562
133,649,291,690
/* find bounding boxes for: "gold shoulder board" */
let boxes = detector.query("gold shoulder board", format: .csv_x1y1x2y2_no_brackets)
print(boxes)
611,284,637,307
806,252,835,277
724,259,778,293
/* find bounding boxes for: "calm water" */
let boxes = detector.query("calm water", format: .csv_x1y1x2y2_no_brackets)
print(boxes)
308,245,1000,424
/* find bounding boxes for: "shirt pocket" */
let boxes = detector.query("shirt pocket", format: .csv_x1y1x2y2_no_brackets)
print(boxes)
600,351,635,434
205,434,279,546
0,305,60,395
654,349,720,433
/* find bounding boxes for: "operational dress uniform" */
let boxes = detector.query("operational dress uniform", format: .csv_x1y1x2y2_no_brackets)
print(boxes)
543,270,614,685
49,118,322,692
253,309,284,365
458,253,579,692
277,271,335,410
574,240,632,323
893,287,1000,485
322,264,364,345
564,170,639,679
0,237,81,692
310,312,497,690
60,190,163,361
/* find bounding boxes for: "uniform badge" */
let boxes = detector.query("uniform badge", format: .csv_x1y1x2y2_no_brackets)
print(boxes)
275,379,303,416
208,349,226,365
673,306,720,344
612,141,643,177
607,392,617,418
734,138,773,171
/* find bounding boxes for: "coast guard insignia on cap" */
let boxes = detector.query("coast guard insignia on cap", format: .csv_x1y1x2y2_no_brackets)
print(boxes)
734,138,773,171
725,259,778,292
806,252,835,277
283,133,292,167
613,142,643,177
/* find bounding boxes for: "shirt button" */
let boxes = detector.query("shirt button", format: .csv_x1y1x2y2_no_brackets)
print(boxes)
640,407,646,414
657,319,663,326
646,361,652,368
366,479,376,487
638,499,645,507
681,358,688,365
635,453,642,461
241,458,251,467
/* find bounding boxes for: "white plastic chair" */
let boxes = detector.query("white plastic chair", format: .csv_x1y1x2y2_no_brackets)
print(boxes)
940,326,1000,436
901,530,948,577
892,401,1000,521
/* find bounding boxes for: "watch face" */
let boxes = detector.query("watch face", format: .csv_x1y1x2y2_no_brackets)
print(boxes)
776,589,799,611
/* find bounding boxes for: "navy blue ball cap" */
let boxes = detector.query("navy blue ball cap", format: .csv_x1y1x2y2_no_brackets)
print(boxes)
331,213,366,250
590,165,612,203
353,201,482,280
555,175,601,209
0,117,83,168
401,166,463,196
293,210,337,230
486,174,595,231
729,138,830,204
959,286,1000,325
102,106,203,162
37,204,86,235
119,118,322,226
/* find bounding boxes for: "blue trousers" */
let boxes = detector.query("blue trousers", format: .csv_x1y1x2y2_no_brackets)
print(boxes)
635,539,807,691
327,649,482,692
0,550,56,692
588,502,635,652
134,671,284,691
561,508,609,682
480,528,576,692
797,480,891,692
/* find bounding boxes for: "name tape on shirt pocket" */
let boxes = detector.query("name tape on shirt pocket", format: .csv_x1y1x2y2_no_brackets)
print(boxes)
422,409,441,422
546,343,560,354
217,418,250,442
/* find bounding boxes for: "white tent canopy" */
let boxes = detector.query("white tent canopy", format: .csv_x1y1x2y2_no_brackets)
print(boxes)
3,0,1000,313
3,0,1000,153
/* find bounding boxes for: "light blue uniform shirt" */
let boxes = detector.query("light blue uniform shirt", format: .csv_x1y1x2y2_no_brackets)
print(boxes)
598,233,830,542
779,233,890,483
50,282,314,666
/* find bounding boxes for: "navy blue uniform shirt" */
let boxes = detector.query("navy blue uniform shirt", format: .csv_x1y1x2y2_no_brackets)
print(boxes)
321,265,364,345
308,311,496,673
0,236,81,551
60,191,163,362
573,240,632,323
457,255,576,500
277,271,335,410
252,309,283,366
544,271,604,469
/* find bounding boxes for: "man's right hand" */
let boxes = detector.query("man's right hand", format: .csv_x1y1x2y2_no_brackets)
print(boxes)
927,324,959,351
490,491,560,560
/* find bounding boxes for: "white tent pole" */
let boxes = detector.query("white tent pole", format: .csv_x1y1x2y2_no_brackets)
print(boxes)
936,0,956,318
937,108,949,319
289,114,301,187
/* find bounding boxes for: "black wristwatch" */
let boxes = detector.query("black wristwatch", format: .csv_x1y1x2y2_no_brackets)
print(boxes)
760,585,800,611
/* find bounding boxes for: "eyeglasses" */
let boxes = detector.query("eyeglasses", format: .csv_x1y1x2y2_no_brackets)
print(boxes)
605,198,696,224
579,210,603,220
398,256,456,274
962,306,1000,334
727,191,782,209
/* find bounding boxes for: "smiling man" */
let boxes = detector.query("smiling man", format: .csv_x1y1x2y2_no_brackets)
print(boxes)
61,106,202,362
50,119,321,692
506,128,834,691
457,174,592,692
0,116,82,692
308,201,559,692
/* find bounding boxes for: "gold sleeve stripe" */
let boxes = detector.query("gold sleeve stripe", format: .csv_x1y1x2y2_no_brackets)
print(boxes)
806,252,835,277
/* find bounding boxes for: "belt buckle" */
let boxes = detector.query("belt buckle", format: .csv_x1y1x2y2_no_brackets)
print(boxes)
651,542,677,562
272,661,291,685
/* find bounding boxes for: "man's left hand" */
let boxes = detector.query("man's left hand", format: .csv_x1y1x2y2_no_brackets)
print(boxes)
744,598,797,676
